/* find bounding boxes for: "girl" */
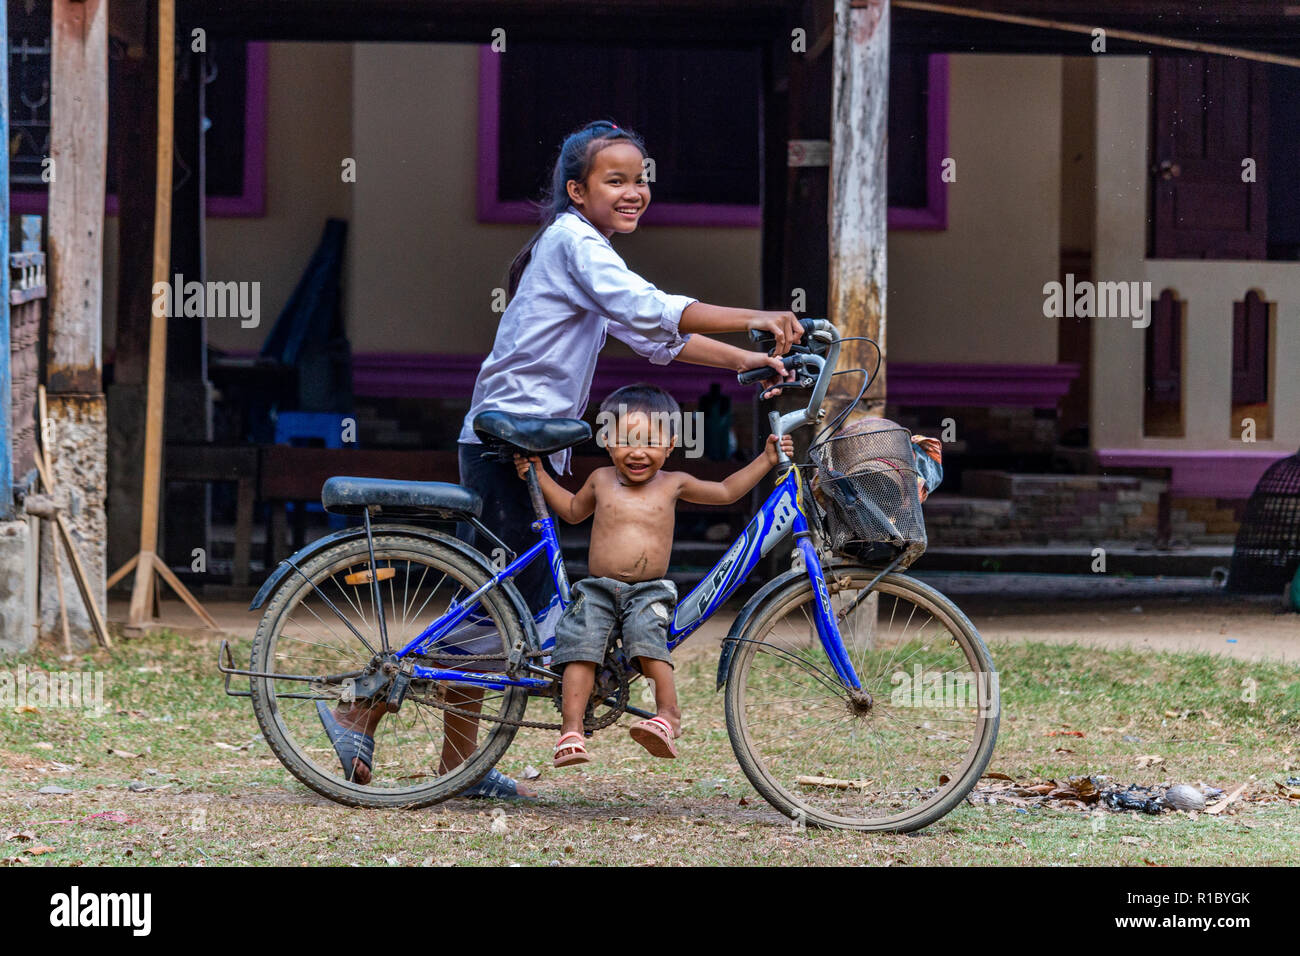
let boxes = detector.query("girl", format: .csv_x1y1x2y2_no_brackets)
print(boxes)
320,119,801,798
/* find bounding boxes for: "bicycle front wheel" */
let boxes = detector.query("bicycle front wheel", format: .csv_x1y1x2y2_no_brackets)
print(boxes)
249,530,530,809
724,568,999,831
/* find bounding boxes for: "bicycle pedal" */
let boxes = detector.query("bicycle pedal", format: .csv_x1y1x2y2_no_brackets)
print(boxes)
344,567,396,586
384,671,412,713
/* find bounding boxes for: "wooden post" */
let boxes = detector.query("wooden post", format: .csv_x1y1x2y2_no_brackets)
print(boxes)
829,0,889,419
115,0,216,631
0,0,12,521
107,0,157,580
48,0,108,395
128,0,174,625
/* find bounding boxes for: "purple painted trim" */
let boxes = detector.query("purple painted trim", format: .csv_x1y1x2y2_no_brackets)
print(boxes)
331,353,1076,409
887,55,949,231
888,361,1079,408
207,42,269,218
1097,448,1289,498
13,42,268,219
476,49,947,231
214,351,1074,409
350,352,757,403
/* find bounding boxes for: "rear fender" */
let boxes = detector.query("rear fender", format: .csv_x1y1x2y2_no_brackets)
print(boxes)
248,524,539,651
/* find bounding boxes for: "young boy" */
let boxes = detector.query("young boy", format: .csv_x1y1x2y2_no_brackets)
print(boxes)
514,384,794,767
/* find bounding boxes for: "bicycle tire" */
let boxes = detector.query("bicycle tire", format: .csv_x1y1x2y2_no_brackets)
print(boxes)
724,568,999,831
249,531,530,809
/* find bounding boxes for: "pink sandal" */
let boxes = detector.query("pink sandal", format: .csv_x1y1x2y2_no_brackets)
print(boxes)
629,715,678,759
553,731,591,767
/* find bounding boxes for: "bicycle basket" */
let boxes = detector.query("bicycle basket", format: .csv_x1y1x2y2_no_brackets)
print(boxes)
808,421,927,567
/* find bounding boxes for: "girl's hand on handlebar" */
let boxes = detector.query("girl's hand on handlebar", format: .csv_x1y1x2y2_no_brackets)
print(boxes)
513,454,541,480
739,351,794,398
746,311,803,355
764,433,796,466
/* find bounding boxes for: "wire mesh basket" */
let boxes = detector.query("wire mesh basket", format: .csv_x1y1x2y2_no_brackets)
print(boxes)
809,422,928,567
1228,449,1300,594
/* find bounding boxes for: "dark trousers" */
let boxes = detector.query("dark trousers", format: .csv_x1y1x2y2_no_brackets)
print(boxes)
457,442,559,612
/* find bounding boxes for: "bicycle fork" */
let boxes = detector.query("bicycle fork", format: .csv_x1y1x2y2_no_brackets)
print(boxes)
793,523,862,693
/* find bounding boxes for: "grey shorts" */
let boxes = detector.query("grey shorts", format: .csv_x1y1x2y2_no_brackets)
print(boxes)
550,577,678,668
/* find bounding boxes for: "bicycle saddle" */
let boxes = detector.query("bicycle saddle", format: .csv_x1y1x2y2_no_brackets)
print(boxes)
472,411,592,455
320,476,483,518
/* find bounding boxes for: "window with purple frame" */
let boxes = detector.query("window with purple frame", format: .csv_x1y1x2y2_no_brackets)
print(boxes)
479,45,947,230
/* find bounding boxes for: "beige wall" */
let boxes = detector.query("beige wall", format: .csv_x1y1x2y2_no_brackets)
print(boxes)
1092,57,1299,453
888,55,1062,365
105,46,1066,370
103,43,354,353
345,43,760,356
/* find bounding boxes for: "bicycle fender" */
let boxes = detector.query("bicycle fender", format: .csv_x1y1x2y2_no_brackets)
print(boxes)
715,566,806,691
248,526,363,611
714,558,883,690
248,524,540,651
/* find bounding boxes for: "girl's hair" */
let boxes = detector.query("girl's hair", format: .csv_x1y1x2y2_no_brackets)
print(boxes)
506,119,647,298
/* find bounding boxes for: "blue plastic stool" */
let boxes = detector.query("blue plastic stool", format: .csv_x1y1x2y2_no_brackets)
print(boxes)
275,411,351,529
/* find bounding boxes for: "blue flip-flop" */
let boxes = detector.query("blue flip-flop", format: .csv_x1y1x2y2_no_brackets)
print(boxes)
316,701,375,782
459,767,536,801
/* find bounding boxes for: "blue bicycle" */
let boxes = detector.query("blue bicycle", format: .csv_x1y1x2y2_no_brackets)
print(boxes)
221,320,999,831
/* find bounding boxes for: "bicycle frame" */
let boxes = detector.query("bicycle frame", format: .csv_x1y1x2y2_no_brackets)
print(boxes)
398,463,862,694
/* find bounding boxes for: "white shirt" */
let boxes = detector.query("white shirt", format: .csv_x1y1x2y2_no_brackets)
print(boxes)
458,207,697,473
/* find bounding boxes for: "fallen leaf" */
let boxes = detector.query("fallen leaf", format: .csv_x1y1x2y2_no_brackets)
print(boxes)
1206,782,1248,815
32,742,54,751
86,811,135,824
107,748,140,759
1135,755,1165,769
22,845,56,856
981,772,1015,781
1120,836,1142,845
37,786,72,795
3,832,34,842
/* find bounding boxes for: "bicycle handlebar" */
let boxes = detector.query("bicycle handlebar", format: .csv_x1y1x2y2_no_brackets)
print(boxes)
736,318,842,465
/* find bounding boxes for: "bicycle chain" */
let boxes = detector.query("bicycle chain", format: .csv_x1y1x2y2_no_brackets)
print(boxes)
401,657,631,732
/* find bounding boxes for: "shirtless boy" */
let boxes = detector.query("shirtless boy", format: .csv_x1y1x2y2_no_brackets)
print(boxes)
514,383,794,767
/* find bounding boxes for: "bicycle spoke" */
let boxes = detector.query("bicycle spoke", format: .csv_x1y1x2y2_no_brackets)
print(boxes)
728,572,996,829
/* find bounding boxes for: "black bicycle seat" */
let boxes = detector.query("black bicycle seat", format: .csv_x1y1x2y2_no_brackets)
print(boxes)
472,410,592,455
320,476,483,518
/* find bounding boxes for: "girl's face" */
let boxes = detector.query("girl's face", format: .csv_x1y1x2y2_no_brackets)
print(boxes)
566,141,650,238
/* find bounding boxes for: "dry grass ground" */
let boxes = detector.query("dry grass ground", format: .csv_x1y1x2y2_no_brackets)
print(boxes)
2,588,1297,865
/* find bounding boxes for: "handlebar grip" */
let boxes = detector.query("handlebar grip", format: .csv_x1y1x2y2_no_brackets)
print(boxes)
737,365,780,385
750,317,829,347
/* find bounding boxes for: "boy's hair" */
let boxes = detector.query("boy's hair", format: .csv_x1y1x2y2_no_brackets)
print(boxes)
600,383,681,441
507,119,648,299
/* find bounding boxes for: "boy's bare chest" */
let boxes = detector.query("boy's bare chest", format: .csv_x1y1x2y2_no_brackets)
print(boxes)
593,479,678,527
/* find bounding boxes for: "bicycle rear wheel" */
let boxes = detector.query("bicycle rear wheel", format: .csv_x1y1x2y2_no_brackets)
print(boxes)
249,530,530,809
724,568,998,831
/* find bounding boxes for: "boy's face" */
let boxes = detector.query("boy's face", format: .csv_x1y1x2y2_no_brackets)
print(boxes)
606,410,675,485
567,142,650,238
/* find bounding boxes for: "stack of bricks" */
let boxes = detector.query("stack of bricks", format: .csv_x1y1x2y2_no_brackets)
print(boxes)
924,472,1170,547
889,405,1060,461
1168,497,1246,545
